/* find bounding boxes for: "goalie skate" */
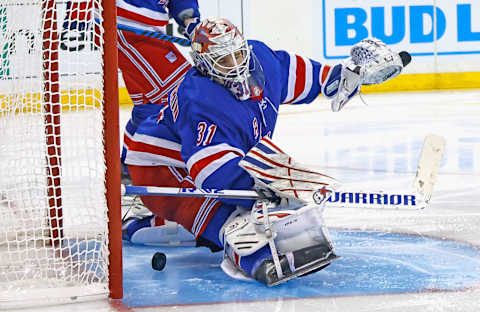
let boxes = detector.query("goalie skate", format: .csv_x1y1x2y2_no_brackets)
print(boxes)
254,242,338,286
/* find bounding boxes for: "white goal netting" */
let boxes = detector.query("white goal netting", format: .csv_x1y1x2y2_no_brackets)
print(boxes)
0,0,111,308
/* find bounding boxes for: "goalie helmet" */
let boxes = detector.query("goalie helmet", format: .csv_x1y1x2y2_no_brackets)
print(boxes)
190,17,264,101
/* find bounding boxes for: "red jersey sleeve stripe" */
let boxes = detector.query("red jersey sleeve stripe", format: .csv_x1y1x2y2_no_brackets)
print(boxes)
189,150,243,181
117,7,169,27
292,55,306,102
284,55,307,104
321,65,331,84
124,135,182,162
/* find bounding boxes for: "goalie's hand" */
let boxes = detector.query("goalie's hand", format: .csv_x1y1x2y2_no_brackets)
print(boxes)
352,38,411,85
331,38,411,112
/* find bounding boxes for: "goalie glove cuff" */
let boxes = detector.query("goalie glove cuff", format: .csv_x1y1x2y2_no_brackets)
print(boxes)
330,62,362,112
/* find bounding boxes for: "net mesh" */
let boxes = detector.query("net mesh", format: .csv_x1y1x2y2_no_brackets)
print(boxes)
0,0,109,307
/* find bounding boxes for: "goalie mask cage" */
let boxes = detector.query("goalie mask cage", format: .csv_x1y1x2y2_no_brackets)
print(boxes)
0,0,122,309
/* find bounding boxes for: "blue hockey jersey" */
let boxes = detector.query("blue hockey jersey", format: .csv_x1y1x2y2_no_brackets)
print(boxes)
123,40,342,207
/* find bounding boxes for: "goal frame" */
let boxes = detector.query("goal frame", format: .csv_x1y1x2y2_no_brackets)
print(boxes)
102,0,122,299
41,0,123,300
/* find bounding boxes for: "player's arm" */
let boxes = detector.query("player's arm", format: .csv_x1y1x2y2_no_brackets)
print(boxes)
180,115,255,208
271,39,409,110
267,46,342,105
168,0,200,38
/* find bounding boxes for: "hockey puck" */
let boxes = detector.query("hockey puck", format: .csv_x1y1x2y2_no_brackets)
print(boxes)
151,252,167,271
399,51,412,67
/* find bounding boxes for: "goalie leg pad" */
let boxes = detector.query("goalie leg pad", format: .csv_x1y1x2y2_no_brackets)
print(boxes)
221,201,338,286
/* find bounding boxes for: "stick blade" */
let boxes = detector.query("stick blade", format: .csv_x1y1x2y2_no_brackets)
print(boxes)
413,134,446,205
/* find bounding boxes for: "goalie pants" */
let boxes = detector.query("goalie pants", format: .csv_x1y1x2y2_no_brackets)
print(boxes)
127,164,235,249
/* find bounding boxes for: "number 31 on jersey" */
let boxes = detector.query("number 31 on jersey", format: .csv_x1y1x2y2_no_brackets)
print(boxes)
196,121,217,146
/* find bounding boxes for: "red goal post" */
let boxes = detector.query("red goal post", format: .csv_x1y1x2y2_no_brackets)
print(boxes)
0,0,122,308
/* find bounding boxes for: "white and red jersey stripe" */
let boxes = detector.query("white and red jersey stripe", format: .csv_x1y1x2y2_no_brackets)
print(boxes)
123,131,185,168
282,53,313,104
116,0,169,33
280,52,334,104
186,143,245,187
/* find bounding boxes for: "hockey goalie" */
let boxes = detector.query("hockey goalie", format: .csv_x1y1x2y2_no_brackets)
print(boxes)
121,17,411,286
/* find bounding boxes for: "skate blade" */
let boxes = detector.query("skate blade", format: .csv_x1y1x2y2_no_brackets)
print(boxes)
267,253,339,287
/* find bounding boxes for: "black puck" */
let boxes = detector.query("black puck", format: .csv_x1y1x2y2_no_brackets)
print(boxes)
399,51,412,67
151,252,167,271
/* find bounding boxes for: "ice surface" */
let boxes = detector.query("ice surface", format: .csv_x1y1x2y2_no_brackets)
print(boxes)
15,90,480,312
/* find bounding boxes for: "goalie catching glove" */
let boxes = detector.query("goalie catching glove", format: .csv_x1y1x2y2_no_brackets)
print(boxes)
330,38,412,112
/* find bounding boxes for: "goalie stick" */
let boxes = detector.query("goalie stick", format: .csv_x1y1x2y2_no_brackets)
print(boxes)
93,18,192,46
122,185,423,210
122,185,262,200
122,134,445,210
117,23,191,47
413,134,446,204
